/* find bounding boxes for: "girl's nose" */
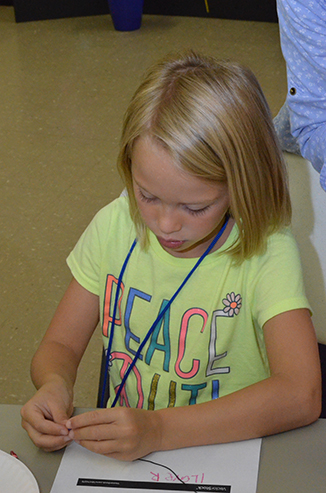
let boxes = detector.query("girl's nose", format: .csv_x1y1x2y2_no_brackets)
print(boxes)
157,206,182,235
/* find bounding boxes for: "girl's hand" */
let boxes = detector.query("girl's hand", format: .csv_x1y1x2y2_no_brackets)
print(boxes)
21,378,74,452
67,408,162,461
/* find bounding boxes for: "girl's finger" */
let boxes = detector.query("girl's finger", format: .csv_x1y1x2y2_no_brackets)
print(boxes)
21,408,69,436
69,423,119,442
22,421,72,452
67,409,114,430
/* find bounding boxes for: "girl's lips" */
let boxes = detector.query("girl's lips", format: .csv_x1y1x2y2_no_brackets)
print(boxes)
157,237,186,250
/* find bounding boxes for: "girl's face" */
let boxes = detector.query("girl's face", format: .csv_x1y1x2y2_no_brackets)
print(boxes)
131,136,231,258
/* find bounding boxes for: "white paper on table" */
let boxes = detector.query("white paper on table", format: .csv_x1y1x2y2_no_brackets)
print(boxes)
50,439,262,493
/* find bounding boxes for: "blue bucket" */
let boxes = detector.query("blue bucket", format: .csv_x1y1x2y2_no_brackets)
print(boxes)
108,0,144,31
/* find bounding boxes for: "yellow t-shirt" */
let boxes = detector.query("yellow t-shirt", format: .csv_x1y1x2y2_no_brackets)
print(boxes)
67,197,310,409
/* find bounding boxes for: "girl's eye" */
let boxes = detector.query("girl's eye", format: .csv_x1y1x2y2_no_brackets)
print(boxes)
185,205,211,216
138,189,156,203
137,188,211,215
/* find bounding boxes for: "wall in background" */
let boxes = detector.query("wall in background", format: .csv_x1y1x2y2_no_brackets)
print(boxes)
13,0,109,22
144,0,277,23
12,0,277,23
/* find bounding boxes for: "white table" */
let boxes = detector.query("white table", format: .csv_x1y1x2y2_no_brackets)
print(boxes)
0,405,325,493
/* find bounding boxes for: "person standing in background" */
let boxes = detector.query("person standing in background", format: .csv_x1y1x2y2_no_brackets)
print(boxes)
274,0,326,192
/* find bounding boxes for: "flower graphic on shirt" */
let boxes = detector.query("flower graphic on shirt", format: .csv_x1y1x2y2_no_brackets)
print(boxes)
222,292,242,317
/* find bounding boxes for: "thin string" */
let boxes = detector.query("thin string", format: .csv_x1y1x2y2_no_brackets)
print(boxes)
137,458,186,484
101,216,229,409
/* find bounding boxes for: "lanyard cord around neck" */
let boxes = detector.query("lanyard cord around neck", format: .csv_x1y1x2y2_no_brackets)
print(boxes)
100,216,229,408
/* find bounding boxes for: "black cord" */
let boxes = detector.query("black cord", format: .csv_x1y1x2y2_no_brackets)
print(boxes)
137,458,186,484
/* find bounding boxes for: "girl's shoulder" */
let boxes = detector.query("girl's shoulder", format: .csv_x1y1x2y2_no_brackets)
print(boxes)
252,227,302,272
94,195,130,221
266,227,299,251
78,196,136,252
91,196,134,232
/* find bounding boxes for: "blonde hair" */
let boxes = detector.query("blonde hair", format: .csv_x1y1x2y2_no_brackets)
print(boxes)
118,51,291,261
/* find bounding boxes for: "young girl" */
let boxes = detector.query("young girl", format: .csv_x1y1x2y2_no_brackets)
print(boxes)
21,51,321,461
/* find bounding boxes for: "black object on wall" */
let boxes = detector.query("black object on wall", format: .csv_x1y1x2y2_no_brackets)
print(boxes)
13,0,277,23
13,0,109,22
144,0,277,23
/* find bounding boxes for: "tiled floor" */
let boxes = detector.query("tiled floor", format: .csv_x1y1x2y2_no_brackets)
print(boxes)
0,6,287,407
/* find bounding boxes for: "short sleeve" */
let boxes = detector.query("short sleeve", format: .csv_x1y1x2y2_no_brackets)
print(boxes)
250,229,311,328
66,209,107,295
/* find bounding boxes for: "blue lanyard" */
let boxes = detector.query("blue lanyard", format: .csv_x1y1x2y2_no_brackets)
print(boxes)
100,216,229,408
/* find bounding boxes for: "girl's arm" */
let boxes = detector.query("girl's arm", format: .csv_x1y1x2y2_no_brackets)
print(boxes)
67,308,321,460
156,308,321,449
21,278,100,452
